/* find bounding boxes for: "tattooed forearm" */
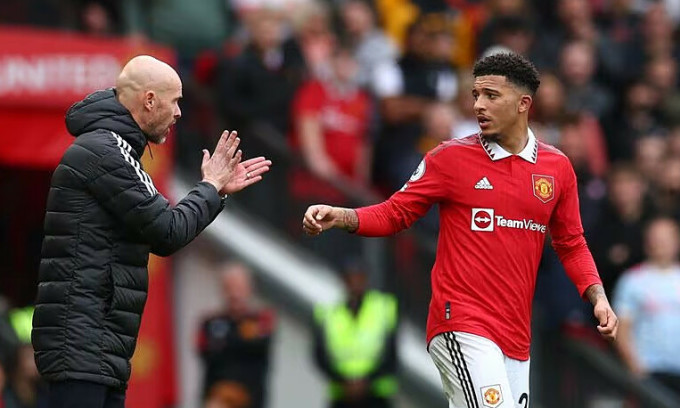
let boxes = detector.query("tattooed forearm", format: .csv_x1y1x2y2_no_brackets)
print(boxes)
585,284,608,305
339,208,359,232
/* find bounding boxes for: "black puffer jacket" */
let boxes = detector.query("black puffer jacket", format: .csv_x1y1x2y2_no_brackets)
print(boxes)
32,89,224,389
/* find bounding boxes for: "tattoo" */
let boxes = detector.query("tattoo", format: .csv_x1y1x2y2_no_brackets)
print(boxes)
340,208,359,232
585,284,608,305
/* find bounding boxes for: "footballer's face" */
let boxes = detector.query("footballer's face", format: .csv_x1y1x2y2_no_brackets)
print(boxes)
142,77,182,144
472,75,532,141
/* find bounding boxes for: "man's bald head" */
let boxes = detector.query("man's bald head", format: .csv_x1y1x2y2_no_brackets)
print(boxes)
116,55,182,144
220,262,254,316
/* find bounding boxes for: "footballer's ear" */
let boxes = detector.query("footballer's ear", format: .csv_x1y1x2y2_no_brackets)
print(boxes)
518,94,532,113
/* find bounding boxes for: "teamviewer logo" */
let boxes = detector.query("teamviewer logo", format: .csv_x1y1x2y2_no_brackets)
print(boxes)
471,208,494,232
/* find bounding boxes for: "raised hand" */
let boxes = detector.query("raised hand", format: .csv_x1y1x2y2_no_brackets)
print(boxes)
201,130,241,196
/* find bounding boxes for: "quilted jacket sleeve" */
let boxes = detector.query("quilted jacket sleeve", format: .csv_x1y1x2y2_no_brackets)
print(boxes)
86,147,224,256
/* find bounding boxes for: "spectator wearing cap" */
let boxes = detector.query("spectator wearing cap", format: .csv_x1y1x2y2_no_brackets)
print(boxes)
313,261,398,408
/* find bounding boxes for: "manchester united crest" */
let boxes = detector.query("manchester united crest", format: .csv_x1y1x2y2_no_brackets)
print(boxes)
480,385,504,407
532,174,555,203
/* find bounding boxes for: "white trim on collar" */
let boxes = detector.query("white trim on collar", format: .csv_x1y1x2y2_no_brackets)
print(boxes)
479,128,538,163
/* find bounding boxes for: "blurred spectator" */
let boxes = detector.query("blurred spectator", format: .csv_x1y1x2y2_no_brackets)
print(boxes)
558,115,608,230
614,217,680,393
653,156,680,217
532,73,608,177
476,0,533,54
644,55,680,126
197,262,275,408
559,40,614,120
291,1,336,79
411,102,460,233
532,72,568,145
451,72,480,138
634,135,667,182
371,14,458,190
232,0,310,21
313,261,398,408
591,164,652,294
340,0,398,87
0,301,18,371
3,307,45,408
130,0,231,58
416,103,457,154
624,2,678,71
534,0,600,70
596,0,643,88
484,15,536,58
219,9,306,134
606,80,664,161
290,45,372,195
77,1,118,36
633,0,680,23
668,126,680,156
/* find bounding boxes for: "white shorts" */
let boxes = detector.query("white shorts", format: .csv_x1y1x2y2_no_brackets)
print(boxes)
428,332,530,408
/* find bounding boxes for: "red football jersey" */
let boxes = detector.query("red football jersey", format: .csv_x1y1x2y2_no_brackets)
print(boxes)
291,80,370,179
356,131,602,360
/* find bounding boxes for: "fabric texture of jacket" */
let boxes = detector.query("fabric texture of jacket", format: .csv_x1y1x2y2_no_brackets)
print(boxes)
32,88,225,389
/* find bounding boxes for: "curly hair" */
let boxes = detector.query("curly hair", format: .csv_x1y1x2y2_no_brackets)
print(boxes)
473,52,540,95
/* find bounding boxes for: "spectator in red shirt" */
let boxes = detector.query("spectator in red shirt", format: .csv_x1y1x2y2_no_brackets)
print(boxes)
290,44,372,202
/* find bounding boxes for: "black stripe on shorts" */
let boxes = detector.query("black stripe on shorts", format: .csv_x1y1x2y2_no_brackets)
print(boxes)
445,332,478,408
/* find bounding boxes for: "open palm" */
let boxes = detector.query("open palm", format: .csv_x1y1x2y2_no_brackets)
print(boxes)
224,156,272,194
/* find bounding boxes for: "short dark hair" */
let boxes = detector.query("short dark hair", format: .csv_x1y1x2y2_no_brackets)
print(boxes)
473,52,540,95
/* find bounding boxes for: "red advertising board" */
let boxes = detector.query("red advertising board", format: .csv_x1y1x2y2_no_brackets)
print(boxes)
0,27,177,407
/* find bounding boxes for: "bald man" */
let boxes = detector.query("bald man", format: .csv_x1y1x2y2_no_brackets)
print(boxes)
198,263,275,408
32,56,271,408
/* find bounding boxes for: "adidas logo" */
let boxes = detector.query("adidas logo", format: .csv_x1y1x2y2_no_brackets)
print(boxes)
475,177,493,190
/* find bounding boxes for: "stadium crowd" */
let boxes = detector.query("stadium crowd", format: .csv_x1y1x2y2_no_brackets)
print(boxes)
2,0,680,406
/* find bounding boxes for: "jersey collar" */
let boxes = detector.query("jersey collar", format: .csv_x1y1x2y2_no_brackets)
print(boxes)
480,128,538,164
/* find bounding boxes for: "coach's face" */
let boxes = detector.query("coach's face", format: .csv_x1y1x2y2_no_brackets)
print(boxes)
472,75,532,141
141,76,182,144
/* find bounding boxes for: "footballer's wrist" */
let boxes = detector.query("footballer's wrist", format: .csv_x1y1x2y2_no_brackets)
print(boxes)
585,284,608,305
336,208,358,232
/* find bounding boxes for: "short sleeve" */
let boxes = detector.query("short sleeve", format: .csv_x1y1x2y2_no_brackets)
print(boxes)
293,81,324,116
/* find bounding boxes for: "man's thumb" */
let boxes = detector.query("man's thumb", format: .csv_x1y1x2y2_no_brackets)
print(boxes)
316,206,330,220
598,308,609,326
201,149,210,165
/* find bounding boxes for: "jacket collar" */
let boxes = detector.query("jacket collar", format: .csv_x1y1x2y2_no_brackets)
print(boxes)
480,128,538,163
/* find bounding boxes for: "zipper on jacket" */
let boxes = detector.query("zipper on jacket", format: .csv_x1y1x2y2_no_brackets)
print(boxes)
445,302,451,320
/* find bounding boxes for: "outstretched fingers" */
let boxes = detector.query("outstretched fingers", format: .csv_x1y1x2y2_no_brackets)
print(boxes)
224,131,240,161
241,156,268,167
214,130,233,157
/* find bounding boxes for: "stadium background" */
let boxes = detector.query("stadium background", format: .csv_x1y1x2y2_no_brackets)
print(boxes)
1,0,680,407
